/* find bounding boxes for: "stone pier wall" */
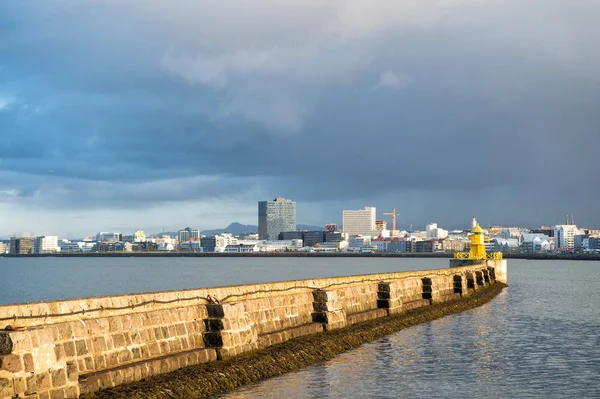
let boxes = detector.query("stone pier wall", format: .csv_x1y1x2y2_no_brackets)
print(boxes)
0,262,500,399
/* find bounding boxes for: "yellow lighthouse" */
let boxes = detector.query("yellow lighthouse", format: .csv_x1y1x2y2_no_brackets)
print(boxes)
454,223,502,260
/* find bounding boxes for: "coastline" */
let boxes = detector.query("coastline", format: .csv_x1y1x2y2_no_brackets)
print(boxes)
1,252,599,261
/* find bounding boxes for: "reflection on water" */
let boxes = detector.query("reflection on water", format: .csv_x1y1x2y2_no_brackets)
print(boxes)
219,261,600,399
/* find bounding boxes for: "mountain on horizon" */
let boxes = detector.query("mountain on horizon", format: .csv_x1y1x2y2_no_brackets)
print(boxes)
152,222,323,238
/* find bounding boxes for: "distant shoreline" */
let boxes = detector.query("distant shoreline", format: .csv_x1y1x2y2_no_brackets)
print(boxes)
1,252,599,261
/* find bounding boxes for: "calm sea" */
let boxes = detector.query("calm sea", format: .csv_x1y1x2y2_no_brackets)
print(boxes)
2,257,599,398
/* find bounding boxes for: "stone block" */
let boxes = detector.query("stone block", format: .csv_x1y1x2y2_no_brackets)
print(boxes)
0,378,14,399
66,361,78,382
75,339,88,356
54,345,67,362
50,388,66,399
63,341,76,358
313,290,338,303
0,333,13,355
111,334,126,349
8,331,32,352
51,368,67,387
312,302,337,312
0,354,23,373
13,376,26,396
36,372,51,391
65,385,79,399
23,353,34,373
387,306,404,316
321,310,347,331
91,336,107,353
26,374,38,394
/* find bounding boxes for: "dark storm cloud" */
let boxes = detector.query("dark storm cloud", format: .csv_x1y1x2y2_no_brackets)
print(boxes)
1,0,599,234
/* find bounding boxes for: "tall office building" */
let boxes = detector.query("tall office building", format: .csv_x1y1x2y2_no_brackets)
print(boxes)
342,207,376,236
178,227,200,242
258,197,296,240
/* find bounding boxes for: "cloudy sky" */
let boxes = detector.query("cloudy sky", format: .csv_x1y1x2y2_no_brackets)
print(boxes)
1,1,599,238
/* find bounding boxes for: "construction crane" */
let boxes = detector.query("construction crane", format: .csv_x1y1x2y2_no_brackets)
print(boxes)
384,208,400,231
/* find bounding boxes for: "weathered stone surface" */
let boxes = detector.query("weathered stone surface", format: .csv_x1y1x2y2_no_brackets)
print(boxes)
0,354,23,373
0,334,13,355
0,378,14,398
13,375,26,396
346,309,388,325
51,368,67,387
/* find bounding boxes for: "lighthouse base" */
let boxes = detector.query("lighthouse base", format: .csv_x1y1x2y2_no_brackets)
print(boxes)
449,259,507,284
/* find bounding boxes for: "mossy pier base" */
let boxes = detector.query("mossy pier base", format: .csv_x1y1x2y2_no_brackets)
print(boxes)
0,262,505,399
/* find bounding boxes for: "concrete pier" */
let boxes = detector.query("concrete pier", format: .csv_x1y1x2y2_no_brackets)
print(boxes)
0,262,502,399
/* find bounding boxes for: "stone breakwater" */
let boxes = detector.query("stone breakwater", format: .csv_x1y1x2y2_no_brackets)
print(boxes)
0,261,506,399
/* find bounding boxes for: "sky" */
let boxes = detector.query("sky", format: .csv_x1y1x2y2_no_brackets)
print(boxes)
1,1,599,238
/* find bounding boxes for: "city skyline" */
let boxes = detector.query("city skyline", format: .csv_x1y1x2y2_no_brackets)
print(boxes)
1,2,599,237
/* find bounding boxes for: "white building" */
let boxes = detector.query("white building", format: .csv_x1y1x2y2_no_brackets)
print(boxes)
343,207,376,236
214,233,238,252
502,228,521,239
520,235,552,253
151,235,176,251
258,240,303,252
96,232,120,243
426,223,448,239
554,224,580,250
134,230,146,243
59,240,81,253
491,238,520,253
179,241,202,251
346,236,372,251
32,236,60,254
224,244,259,253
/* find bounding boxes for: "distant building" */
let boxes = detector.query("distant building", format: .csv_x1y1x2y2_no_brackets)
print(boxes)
426,223,448,239
179,241,202,252
491,238,520,253
347,236,371,251
520,234,551,253
343,207,376,236
32,236,60,254
324,231,343,243
375,220,387,231
554,224,580,250
441,239,467,252
134,230,146,243
151,235,176,251
258,240,303,252
59,240,82,253
589,237,600,252
0,242,8,254
96,232,121,243
258,197,297,240
325,224,339,232
178,227,200,243
388,239,408,253
279,231,303,240
502,228,521,239
9,237,33,255
225,244,259,253
302,231,324,247
201,237,217,252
